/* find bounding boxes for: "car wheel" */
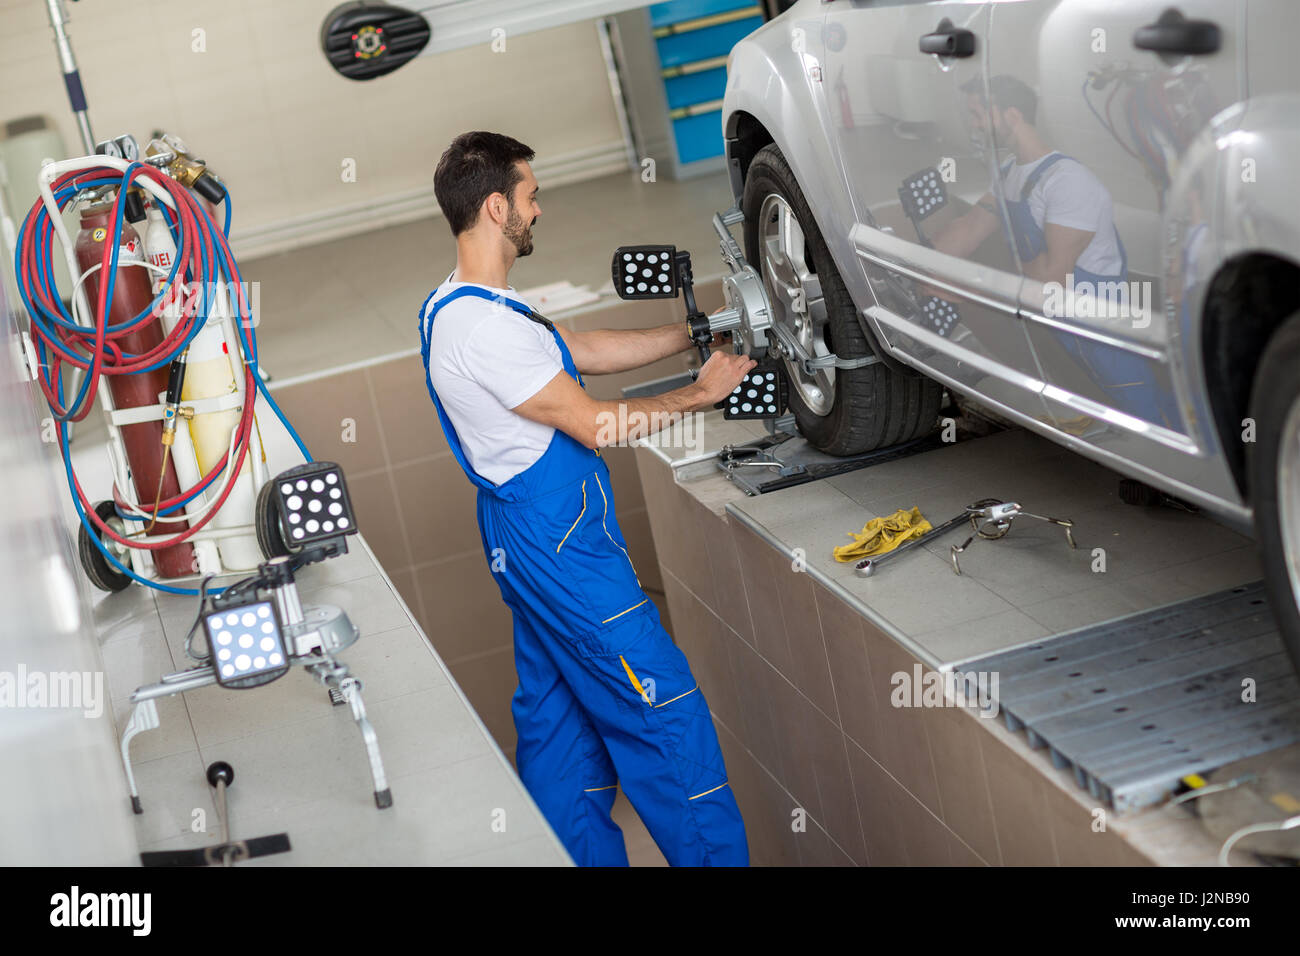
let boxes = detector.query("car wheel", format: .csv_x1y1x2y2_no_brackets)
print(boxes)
742,143,941,455
1247,310,1300,676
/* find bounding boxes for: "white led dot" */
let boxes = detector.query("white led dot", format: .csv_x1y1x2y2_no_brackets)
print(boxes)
642,268,652,278
306,519,319,533
241,612,256,627
310,479,324,493
747,389,757,398
217,631,231,645
634,252,644,260
287,495,302,511
325,473,337,485
646,253,658,263
260,637,275,652
338,518,350,529
293,528,304,539
288,512,301,524
235,654,251,670
225,612,239,626
239,634,253,648
280,483,293,495
269,653,283,666
329,503,342,516
261,621,274,634
322,521,334,532
308,499,322,513
254,656,266,669
218,648,231,661
741,402,752,412
625,263,636,273
636,282,647,291
258,605,270,618
330,488,341,499
296,479,308,491
222,664,234,677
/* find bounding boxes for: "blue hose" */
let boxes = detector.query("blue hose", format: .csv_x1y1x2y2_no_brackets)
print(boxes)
24,166,314,595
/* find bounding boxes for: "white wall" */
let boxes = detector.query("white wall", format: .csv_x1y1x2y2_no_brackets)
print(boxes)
0,0,629,256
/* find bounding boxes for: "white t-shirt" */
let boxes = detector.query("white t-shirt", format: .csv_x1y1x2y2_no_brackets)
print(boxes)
999,153,1124,278
421,277,565,486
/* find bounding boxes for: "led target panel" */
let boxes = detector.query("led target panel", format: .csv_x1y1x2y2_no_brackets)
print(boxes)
717,362,788,420
273,462,358,548
899,167,948,221
611,246,679,299
204,601,290,689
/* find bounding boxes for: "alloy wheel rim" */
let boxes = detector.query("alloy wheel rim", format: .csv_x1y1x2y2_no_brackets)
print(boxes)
758,193,834,416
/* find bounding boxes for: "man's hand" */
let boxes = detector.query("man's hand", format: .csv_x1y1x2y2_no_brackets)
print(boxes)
693,350,757,406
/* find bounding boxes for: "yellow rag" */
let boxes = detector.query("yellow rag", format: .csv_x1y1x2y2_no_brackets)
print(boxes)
832,507,933,563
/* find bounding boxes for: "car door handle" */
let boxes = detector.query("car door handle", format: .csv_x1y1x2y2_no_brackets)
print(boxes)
1133,8,1220,56
919,23,976,58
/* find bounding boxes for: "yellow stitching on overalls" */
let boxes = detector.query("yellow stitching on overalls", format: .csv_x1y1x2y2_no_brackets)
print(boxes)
556,479,587,552
583,783,618,792
655,685,698,708
603,599,648,625
595,472,640,585
689,782,729,801
619,654,651,703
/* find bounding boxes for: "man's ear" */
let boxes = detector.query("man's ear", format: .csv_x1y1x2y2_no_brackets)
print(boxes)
483,192,508,226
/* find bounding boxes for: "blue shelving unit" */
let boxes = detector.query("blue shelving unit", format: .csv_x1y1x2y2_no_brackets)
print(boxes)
642,0,765,175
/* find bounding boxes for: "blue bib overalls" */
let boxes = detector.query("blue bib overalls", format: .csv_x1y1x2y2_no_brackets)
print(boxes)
419,282,748,866
1000,153,1176,426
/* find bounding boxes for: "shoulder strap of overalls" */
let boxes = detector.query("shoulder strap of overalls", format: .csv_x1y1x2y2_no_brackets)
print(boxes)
1020,152,1069,202
417,282,582,490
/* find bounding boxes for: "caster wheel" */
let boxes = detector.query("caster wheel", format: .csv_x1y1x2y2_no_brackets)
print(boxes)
255,480,291,560
78,500,132,592
328,687,346,707
375,788,393,809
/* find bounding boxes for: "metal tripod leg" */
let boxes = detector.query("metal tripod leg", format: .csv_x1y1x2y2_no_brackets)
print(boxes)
306,657,392,809
339,674,392,809
120,698,160,814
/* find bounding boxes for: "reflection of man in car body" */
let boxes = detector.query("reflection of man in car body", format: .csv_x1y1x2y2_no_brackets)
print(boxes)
932,74,1127,306
927,75,1180,429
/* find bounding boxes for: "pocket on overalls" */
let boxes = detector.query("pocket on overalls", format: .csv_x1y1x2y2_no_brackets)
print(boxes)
546,474,648,639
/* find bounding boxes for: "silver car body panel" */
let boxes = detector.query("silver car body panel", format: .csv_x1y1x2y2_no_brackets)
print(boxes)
723,0,1300,532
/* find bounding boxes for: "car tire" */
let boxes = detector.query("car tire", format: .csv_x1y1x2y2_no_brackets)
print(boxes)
255,479,291,560
742,144,941,456
1246,310,1300,676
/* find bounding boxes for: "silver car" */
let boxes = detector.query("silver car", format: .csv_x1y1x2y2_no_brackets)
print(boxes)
720,0,1300,670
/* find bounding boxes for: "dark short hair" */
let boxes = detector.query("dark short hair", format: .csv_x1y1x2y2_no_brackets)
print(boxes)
961,74,1038,125
433,131,535,236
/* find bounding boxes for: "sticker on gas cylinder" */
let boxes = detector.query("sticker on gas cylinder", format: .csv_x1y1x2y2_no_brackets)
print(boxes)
92,227,106,241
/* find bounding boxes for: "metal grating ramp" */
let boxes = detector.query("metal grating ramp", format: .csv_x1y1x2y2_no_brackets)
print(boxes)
953,582,1300,811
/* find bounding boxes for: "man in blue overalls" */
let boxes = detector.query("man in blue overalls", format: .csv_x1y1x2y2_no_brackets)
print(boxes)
419,131,753,866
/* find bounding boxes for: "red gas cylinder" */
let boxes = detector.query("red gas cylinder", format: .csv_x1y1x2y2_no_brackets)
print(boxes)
75,203,196,579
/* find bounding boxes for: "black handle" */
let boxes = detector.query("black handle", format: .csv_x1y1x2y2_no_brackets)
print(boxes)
1134,8,1220,56
919,22,975,58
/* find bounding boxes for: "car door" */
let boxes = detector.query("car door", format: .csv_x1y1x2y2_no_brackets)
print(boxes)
821,0,1054,425
984,0,1243,464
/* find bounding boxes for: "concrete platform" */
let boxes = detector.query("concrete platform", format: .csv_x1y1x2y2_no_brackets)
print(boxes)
634,415,1269,865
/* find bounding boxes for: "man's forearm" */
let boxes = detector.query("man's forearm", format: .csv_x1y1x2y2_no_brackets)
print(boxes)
590,383,707,448
565,323,691,375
